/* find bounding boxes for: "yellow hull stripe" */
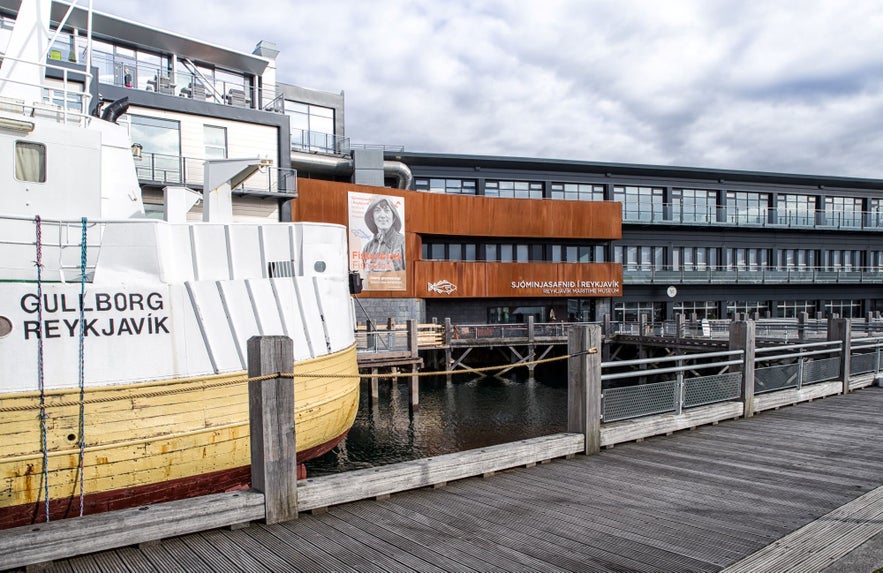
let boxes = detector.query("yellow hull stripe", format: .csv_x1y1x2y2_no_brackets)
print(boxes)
0,345,359,508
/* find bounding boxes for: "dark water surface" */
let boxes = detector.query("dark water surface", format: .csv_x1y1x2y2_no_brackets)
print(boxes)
305,369,569,476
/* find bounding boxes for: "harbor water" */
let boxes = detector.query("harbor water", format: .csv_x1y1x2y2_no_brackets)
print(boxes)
305,368,569,476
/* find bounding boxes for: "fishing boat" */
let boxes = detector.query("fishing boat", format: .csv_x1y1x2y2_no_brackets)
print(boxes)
0,1,359,528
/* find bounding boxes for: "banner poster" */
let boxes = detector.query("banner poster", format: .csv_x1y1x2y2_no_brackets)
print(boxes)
348,191,406,291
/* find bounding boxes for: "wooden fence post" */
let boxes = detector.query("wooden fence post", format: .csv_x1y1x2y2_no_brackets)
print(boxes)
828,317,851,394
247,336,298,525
798,311,808,342
567,324,602,455
729,320,756,418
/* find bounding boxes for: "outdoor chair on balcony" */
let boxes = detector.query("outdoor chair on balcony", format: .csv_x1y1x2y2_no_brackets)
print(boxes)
225,88,248,107
147,75,175,95
180,81,206,100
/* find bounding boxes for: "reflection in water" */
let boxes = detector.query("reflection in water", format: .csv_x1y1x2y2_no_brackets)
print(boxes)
305,371,568,476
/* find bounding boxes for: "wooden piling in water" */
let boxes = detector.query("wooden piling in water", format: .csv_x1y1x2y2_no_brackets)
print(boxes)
247,335,298,524
566,324,601,455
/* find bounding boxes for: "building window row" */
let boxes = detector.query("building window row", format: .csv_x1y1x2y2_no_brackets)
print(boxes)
615,245,880,272
485,180,543,199
616,299,875,321
414,178,477,194
422,241,606,263
412,178,883,230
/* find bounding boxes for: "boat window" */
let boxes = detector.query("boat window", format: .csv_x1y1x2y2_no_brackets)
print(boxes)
15,141,46,183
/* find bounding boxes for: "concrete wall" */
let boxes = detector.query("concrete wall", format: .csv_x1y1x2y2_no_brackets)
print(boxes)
354,298,426,325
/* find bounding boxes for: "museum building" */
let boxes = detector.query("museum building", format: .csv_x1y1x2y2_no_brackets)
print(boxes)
10,1,883,326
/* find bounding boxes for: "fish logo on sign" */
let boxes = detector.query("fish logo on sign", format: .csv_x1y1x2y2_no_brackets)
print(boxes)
427,280,457,295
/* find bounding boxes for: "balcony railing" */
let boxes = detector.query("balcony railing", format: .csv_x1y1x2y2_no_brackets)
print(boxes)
134,152,296,195
89,53,266,111
620,203,883,231
623,265,883,285
290,129,350,155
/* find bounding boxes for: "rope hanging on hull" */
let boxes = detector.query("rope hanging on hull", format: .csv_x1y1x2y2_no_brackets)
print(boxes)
35,216,50,522
77,217,87,516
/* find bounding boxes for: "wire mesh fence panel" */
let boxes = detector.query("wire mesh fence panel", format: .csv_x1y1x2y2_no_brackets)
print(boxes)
850,351,877,375
684,372,742,408
755,363,798,394
804,356,840,384
603,380,678,423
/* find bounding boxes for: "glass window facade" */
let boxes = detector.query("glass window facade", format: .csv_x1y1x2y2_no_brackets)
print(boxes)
824,299,863,318
286,101,336,152
424,240,605,262
614,302,663,322
204,125,227,159
414,178,477,195
776,194,816,226
726,300,770,318
613,185,664,222
673,301,718,320
777,300,817,318
550,182,604,201
672,189,717,224
485,180,543,199
726,191,770,225
824,196,863,228
129,115,181,183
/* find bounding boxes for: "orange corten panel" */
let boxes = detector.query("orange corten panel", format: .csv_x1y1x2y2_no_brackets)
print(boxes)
295,179,622,239
416,261,622,298
293,179,623,299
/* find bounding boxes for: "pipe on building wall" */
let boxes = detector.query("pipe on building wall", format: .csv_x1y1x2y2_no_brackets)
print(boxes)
289,151,413,189
383,160,413,190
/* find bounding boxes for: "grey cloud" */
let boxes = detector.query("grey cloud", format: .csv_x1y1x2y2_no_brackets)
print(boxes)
94,0,883,177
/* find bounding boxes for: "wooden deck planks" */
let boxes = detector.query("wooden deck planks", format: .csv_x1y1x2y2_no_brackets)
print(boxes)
721,486,883,573
32,387,883,573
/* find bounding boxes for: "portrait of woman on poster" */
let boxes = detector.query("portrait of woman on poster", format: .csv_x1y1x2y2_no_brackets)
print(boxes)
362,196,405,272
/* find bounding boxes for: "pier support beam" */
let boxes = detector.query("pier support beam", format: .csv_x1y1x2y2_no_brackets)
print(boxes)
567,324,602,455
247,336,298,524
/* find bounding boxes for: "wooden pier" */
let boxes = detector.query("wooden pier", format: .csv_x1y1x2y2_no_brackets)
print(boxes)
6,386,881,572
3,323,882,572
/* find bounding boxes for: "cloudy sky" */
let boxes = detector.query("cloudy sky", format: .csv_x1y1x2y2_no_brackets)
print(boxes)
91,0,883,178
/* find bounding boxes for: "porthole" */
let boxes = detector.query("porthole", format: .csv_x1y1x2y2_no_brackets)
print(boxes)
314,261,327,273
0,316,12,338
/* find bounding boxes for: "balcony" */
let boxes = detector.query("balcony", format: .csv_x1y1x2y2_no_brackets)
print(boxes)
290,129,350,155
90,53,270,111
134,152,296,196
623,265,883,285
620,204,883,232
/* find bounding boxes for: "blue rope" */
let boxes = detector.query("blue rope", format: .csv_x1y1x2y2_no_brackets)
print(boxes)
77,217,87,516
35,216,50,522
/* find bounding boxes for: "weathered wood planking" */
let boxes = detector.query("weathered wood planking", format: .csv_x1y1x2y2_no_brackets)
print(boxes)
752,380,841,412
0,490,266,571
0,433,583,570
16,387,883,573
296,432,584,511
601,401,744,447
721,485,883,573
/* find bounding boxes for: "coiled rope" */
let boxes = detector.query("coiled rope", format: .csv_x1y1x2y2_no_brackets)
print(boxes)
0,351,597,413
